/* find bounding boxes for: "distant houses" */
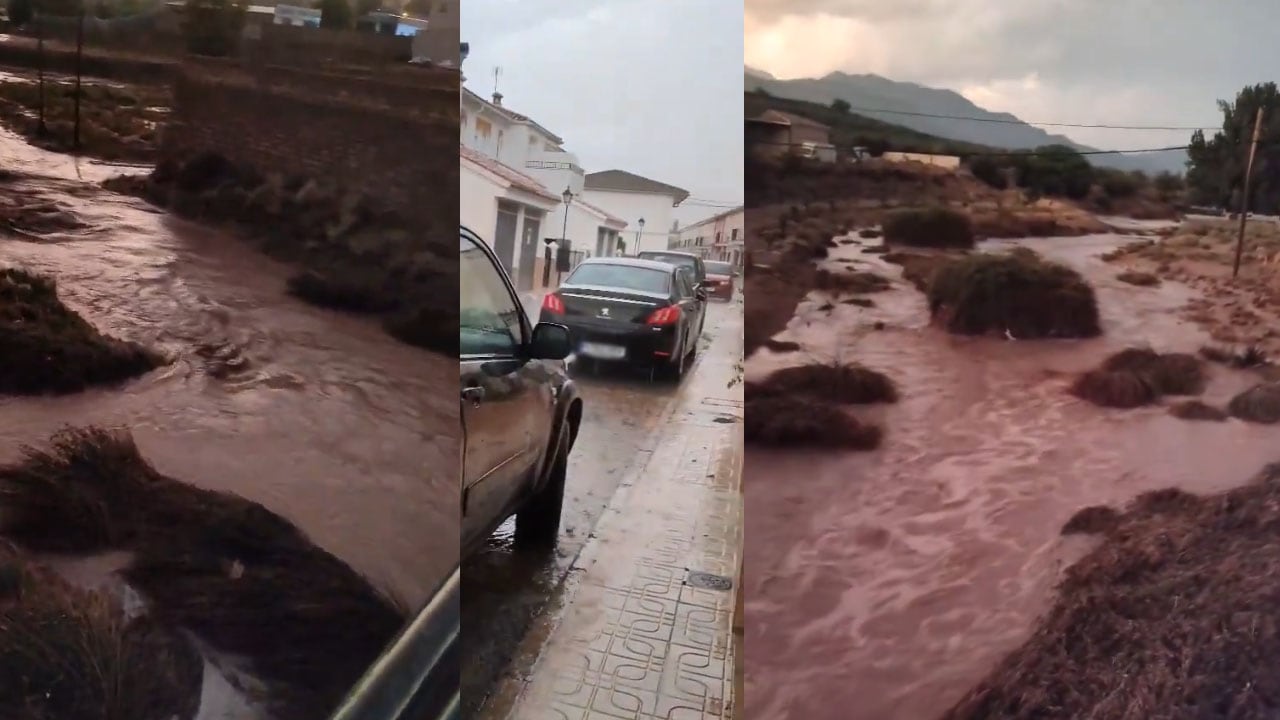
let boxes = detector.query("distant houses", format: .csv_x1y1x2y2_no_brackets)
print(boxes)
746,109,836,161
670,205,744,268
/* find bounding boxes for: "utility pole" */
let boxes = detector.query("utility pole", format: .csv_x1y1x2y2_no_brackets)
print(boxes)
1233,106,1265,279
73,2,86,151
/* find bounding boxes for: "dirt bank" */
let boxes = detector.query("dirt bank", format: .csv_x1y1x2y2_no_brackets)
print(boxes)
945,465,1280,720
1106,217,1280,356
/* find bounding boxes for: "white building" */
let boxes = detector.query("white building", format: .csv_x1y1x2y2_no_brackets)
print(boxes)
581,170,690,255
672,206,745,268
460,86,626,291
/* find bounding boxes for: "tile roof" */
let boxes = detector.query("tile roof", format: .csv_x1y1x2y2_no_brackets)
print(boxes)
583,170,690,203
749,109,831,132
460,144,559,203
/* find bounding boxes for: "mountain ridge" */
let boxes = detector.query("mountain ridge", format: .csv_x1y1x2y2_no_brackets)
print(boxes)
746,67,1186,174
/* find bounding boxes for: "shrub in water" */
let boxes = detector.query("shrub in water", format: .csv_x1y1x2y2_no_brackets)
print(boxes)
928,253,1101,338
745,396,882,449
758,362,898,404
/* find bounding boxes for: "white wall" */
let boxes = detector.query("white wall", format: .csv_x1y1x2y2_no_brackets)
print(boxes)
461,162,501,241
580,189,678,255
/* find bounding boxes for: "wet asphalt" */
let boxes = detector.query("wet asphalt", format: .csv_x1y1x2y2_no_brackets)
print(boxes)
461,300,739,719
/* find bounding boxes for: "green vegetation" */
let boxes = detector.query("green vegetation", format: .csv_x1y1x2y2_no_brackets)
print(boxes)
928,253,1101,338
319,0,353,28
1186,82,1280,212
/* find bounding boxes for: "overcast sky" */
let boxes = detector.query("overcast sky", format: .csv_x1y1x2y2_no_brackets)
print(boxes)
746,0,1280,151
462,0,743,227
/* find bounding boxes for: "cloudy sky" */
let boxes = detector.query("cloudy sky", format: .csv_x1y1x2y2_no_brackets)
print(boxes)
463,0,744,227
746,0,1280,150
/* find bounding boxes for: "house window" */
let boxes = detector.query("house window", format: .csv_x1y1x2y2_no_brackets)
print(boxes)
497,130,504,156
475,117,492,143
731,228,740,242
715,231,722,245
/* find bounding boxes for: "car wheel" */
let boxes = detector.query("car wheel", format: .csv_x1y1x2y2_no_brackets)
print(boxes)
515,427,570,549
662,339,687,382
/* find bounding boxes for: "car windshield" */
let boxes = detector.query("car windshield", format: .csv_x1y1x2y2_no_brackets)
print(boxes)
705,261,733,275
566,263,671,293
639,253,696,270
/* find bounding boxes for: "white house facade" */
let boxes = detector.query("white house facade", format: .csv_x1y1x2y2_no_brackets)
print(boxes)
460,83,628,291
672,206,745,268
581,170,690,255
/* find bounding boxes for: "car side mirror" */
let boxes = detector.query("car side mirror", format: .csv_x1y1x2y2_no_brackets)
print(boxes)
528,322,572,360
695,287,708,301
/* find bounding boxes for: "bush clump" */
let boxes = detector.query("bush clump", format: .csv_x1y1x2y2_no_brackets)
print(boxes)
858,228,882,239
1069,369,1158,408
1169,399,1228,422
1100,348,1206,396
0,549,203,720
757,362,898,404
0,268,164,395
745,395,882,449
1228,382,1280,424
943,464,1280,720
883,207,975,249
0,427,406,720
1117,270,1161,287
813,269,892,294
927,253,1101,338
1060,504,1121,535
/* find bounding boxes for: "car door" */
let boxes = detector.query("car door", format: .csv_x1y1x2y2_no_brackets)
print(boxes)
670,267,696,351
460,231,544,547
677,267,706,340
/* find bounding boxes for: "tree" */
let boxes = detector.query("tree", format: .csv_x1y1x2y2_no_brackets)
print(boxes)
318,0,353,29
968,155,1005,188
1018,144,1094,200
1154,171,1185,202
7,0,33,26
355,0,379,16
184,0,246,57
864,138,889,158
1185,83,1280,213
830,98,851,114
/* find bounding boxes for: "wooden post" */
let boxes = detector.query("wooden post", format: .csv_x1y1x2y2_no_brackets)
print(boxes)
1233,106,1265,278
73,2,85,151
35,15,46,136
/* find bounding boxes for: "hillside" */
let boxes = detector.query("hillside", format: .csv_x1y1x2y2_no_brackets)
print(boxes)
745,67,1186,174
745,91,994,157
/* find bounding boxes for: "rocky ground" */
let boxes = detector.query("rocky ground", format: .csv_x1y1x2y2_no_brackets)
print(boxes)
1105,217,1280,356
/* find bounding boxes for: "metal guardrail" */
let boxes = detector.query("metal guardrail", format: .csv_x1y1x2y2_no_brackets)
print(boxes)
329,566,460,720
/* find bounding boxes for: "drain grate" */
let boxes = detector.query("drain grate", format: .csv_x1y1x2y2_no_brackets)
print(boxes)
712,415,737,424
686,570,733,592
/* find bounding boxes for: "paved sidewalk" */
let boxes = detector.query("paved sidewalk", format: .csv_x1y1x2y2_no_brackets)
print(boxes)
505,315,745,719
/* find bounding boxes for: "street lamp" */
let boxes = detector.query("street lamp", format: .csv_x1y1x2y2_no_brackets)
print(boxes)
543,186,572,288
635,217,645,254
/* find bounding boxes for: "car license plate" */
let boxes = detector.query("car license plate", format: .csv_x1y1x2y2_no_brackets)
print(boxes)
580,342,626,360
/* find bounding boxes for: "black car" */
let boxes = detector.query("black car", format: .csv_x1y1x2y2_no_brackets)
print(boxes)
636,250,707,286
539,257,707,380
460,227,582,557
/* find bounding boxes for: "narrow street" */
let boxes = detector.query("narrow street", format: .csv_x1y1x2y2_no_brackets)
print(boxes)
464,299,744,720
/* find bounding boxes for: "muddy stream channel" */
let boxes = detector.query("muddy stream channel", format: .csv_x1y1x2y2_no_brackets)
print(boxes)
745,222,1280,719
0,129,454,717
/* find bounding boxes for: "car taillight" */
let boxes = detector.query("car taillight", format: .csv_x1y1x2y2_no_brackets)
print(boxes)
646,305,681,325
542,292,565,314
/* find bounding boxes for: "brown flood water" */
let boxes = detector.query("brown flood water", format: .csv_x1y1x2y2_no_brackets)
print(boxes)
0,128,456,609
745,227,1280,720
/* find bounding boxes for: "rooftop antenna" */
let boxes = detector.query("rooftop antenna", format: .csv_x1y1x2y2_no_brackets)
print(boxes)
491,66,503,105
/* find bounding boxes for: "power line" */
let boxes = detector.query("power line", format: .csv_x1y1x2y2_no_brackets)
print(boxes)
787,99,1219,131
750,140,1193,157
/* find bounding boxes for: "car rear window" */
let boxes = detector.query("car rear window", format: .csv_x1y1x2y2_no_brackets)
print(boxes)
705,261,733,275
566,264,671,293
639,253,696,270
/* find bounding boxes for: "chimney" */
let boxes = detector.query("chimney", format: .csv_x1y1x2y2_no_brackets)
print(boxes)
492,91,503,106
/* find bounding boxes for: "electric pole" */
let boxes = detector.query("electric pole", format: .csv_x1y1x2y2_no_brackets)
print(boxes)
1232,106,1265,279
73,1,86,151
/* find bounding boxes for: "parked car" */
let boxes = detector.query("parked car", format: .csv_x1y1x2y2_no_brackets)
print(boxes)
636,250,707,286
460,226,582,557
702,260,737,301
539,257,707,380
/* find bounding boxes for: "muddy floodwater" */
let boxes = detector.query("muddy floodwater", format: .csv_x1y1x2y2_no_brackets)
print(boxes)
0,127,456,608
745,228,1280,719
